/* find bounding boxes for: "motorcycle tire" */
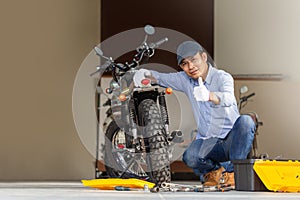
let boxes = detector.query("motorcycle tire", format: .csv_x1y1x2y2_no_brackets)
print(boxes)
104,120,149,179
138,99,171,186
104,99,171,186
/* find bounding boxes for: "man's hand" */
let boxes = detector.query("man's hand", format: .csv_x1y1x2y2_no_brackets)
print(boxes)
193,77,210,101
133,69,152,87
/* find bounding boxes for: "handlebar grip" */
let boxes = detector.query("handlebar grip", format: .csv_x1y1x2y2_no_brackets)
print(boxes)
90,62,110,76
246,92,255,99
150,37,168,48
241,92,255,102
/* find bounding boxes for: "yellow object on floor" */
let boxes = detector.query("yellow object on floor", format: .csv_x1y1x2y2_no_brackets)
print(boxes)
81,178,155,190
253,160,300,192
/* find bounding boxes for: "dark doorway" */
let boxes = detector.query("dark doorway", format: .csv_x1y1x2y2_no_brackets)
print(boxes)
101,0,214,71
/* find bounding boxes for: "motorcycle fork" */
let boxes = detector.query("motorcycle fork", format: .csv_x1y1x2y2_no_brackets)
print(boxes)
129,99,147,151
158,91,170,136
116,99,147,179
121,98,146,152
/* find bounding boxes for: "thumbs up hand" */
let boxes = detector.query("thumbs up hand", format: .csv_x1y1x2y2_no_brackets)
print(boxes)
193,77,210,101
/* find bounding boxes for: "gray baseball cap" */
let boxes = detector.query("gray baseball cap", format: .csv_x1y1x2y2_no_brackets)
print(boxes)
176,41,204,65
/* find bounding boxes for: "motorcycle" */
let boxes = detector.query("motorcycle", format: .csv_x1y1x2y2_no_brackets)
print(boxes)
90,25,183,186
238,86,264,158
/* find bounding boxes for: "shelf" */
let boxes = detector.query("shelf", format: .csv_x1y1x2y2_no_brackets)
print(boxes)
233,74,284,81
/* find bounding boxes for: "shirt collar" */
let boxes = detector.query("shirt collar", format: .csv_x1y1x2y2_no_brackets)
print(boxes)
204,63,215,85
189,63,215,86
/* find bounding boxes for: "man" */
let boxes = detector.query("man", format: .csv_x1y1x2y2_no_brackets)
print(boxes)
134,41,256,186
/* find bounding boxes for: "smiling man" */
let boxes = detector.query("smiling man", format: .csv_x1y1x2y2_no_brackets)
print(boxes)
134,41,256,187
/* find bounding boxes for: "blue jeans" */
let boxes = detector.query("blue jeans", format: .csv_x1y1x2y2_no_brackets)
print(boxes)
182,115,256,180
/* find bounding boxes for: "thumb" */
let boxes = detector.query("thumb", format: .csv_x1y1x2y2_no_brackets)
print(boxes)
198,77,203,86
144,69,151,77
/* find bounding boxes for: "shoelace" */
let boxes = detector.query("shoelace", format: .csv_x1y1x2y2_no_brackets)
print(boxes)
204,170,218,182
219,173,227,184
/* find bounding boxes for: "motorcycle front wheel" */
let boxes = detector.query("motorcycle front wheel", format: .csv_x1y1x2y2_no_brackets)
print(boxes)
104,99,171,186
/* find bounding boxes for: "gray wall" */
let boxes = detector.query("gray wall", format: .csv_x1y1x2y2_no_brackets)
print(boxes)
0,0,99,180
215,0,300,159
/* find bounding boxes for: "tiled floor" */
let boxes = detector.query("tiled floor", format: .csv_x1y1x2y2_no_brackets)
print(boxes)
0,182,299,200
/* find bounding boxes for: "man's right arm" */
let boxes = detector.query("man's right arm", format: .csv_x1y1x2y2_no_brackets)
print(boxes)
150,70,186,92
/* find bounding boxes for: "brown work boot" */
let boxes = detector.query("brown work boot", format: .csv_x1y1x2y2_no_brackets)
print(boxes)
220,172,235,186
203,167,225,186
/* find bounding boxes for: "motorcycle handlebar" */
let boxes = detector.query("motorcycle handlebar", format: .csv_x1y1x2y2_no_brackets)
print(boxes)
126,61,138,68
240,92,255,102
124,37,168,69
93,36,168,74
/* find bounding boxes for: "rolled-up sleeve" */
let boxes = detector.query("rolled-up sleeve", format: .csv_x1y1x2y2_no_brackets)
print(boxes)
213,72,236,107
150,70,187,92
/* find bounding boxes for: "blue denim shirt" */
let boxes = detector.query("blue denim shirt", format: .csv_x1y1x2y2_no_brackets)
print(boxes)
151,65,240,139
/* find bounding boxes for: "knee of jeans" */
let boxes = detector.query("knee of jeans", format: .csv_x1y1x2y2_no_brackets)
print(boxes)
237,115,256,133
182,151,205,168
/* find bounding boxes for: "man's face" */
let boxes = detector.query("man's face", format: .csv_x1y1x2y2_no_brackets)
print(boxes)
179,52,208,79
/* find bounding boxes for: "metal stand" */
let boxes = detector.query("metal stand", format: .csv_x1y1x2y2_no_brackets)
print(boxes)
95,80,102,179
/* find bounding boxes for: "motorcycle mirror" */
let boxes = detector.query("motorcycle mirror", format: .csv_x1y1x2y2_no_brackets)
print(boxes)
144,25,155,35
240,85,248,94
94,46,104,56
94,46,112,61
